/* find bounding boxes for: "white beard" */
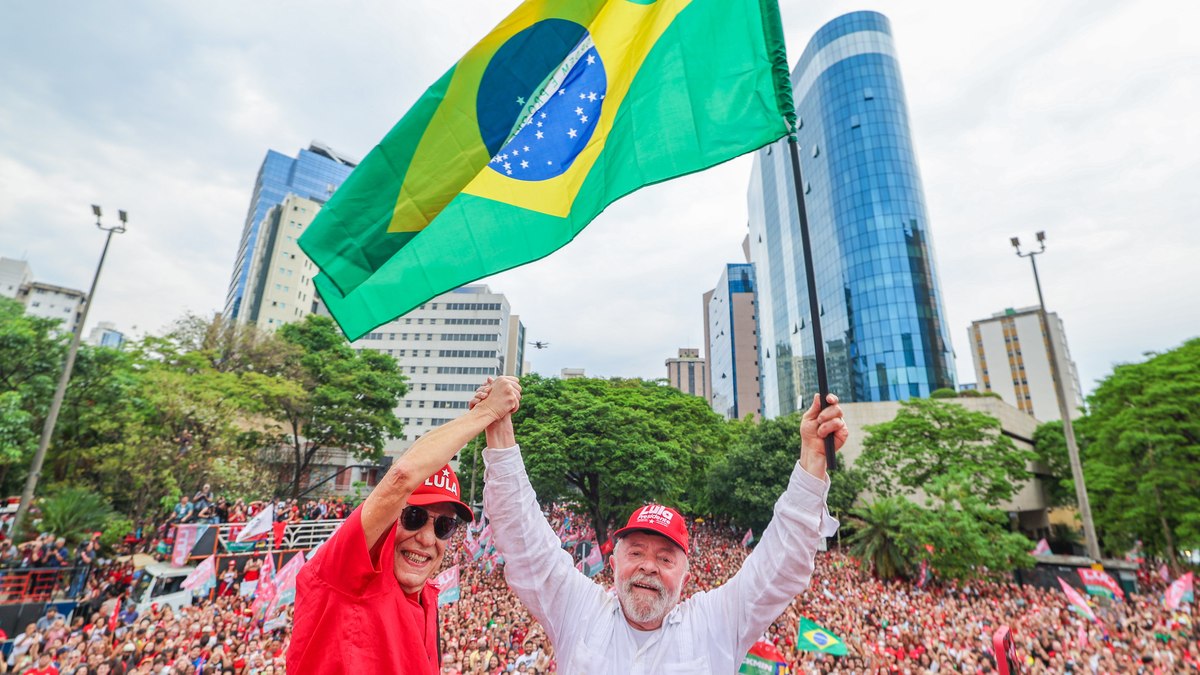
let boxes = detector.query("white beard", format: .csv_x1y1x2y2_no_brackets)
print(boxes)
617,572,680,625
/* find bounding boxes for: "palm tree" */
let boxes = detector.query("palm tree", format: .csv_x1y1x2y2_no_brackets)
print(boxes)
845,497,915,580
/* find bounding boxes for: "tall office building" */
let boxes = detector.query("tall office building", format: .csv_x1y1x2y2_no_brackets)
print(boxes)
224,142,356,321
704,263,762,420
747,11,955,417
665,349,709,399
243,195,321,331
351,285,525,458
969,307,1084,421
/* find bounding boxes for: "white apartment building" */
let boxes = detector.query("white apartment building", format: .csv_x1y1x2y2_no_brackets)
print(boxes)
969,307,1084,421
244,195,320,331
351,285,525,460
19,282,85,335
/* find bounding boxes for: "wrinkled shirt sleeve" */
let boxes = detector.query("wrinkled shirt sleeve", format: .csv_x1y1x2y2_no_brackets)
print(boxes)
483,445,608,651
698,462,838,660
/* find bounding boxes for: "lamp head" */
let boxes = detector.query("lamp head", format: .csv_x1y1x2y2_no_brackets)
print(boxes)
1035,231,1046,243
118,210,128,224
91,205,102,218
1009,236,1020,249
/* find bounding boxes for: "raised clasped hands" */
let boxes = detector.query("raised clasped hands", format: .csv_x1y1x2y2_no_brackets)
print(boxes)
470,376,522,422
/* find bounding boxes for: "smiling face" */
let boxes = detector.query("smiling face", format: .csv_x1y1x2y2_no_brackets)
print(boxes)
611,531,690,630
392,502,456,594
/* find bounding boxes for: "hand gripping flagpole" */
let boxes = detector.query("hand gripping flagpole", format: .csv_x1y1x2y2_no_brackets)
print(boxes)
786,130,836,471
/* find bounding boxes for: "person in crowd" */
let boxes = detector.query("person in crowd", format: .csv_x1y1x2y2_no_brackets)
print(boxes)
471,376,846,673
286,377,520,674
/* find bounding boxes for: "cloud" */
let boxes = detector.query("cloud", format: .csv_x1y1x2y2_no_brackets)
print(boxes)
1,0,1196,403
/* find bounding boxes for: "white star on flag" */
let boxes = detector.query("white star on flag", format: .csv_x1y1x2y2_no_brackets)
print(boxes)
503,162,511,170
567,128,577,138
580,115,588,123
586,54,596,65
575,107,584,115
512,149,520,156
579,92,587,99
587,92,597,102
540,112,547,119
535,131,544,139
523,146,530,152
520,160,529,169
516,96,526,105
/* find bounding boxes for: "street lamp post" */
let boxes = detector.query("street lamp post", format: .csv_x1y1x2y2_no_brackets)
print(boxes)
13,206,127,537
1011,231,1101,561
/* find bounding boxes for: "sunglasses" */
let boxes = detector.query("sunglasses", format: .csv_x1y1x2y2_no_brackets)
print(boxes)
400,505,460,540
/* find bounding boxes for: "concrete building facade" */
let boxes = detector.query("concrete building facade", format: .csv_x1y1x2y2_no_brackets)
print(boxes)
969,307,1084,421
666,348,709,399
224,142,356,322
704,263,762,420
839,397,1052,537
244,195,321,331
350,285,524,461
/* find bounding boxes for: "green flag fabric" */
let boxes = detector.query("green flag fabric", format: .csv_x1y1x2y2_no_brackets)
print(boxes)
300,0,795,339
797,617,848,656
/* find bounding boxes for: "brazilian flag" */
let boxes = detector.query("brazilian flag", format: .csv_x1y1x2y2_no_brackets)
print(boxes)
301,0,796,339
796,617,847,656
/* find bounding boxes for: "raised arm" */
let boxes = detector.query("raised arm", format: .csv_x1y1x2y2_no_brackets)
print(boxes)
473,379,608,649
702,394,848,657
358,377,521,552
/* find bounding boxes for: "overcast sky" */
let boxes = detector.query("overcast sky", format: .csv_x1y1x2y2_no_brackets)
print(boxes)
2,0,1197,397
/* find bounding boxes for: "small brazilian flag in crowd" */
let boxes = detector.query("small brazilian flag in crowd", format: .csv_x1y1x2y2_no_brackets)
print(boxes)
796,617,847,656
300,0,796,339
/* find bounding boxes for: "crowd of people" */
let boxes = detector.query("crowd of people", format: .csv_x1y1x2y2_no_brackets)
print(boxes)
3,590,291,674
0,498,1195,673
165,487,355,527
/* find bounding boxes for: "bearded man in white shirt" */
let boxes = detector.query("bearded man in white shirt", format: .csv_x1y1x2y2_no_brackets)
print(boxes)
472,376,848,674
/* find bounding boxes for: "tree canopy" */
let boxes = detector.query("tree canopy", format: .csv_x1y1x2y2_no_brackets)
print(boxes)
464,374,731,546
1076,339,1200,565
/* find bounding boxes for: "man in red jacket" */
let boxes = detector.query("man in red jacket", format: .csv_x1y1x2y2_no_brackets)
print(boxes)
287,377,522,674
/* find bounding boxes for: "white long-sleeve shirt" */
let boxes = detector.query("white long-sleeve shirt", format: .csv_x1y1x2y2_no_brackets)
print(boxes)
482,444,838,674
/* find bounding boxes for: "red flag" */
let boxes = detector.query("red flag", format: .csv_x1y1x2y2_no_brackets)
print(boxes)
108,597,122,641
1158,564,1170,583
741,529,753,548
599,536,614,557
1030,538,1051,556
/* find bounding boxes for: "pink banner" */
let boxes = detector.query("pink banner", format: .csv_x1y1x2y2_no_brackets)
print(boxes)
171,524,206,566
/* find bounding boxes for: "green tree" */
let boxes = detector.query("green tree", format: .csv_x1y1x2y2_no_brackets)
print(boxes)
465,375,731,546
1032,420,1078,508
274,315,407,497
702,414,860,533
845,498,916,580
1077,339,1200,565
35,485,115,544
858,398,1034,507
0,296,67,491
901,488,1035,580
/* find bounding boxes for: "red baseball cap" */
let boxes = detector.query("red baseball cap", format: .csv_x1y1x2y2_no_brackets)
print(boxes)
613,504,689,554
407,464,473,522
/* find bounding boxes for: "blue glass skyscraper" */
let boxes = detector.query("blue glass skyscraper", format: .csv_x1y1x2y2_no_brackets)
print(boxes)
224,142,357,320
747,11,955,416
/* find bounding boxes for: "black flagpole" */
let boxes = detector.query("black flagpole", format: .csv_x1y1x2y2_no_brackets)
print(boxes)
786,133,836,471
